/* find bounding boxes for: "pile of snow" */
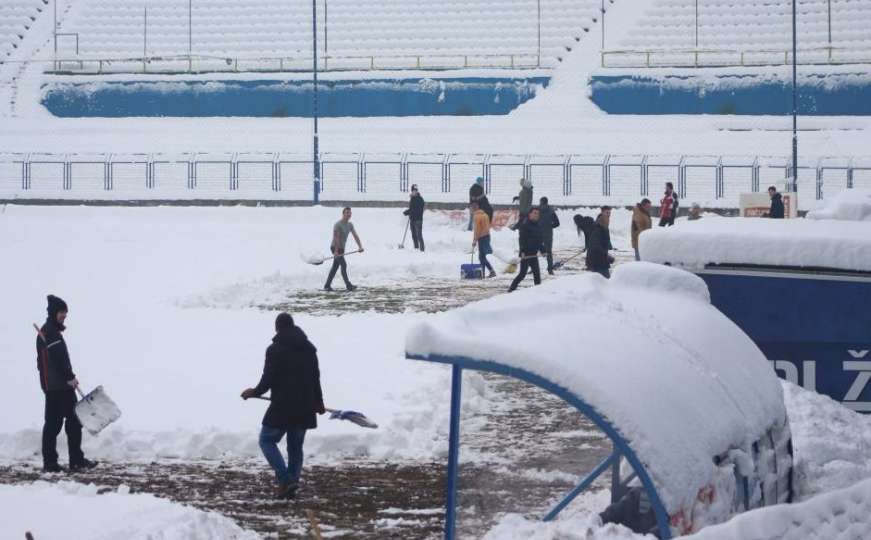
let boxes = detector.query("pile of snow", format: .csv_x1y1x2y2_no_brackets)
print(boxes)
406,262,786,515
0,481,259,540
782,381,871,500
639,217,871,272
806,189,871,222
684,476,871,540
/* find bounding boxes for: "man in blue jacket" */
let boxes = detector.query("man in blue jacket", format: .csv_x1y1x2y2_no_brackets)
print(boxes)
242,313,325,499
37,294,97,473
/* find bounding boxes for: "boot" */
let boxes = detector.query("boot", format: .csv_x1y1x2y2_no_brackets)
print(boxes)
69,458,98,473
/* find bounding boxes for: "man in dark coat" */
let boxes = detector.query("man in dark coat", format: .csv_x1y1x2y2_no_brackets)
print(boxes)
242,313,325,499
509,207,544,292
768,186,785,219
403,184,425,251
37,294,97,473
586,206,615,278
538,197,560,274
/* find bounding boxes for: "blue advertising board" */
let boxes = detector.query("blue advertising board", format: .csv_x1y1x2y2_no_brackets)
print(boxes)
696,267,871,412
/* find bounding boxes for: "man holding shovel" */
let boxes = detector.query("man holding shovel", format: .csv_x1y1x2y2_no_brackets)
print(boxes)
402,184,425,251
508,207,544,292
324,207,364,292
241,312,325,500
36,295,97,473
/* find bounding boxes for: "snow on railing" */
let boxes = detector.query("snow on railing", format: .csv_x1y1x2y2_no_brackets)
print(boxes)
36,52,546,75
601,46,871,68
2,152,870,209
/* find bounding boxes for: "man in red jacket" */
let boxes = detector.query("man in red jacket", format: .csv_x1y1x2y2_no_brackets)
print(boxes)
37,294,97,473
659,182,679,227
242,313,325,499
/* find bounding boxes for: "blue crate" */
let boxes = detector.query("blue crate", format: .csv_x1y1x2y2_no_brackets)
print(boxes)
460,263,483,280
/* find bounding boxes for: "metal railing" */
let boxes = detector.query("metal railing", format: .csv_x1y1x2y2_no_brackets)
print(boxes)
40,52,545,75
2,152,870,210
600,46,871,68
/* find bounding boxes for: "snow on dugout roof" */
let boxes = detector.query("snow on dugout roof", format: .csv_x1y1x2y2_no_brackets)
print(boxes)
405,263,786,513
641,192,871,272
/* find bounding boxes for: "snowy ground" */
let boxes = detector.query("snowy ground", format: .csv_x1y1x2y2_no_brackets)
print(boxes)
2,205,871,538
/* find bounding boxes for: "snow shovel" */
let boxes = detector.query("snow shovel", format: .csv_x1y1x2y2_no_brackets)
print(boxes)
33,323,121,435
74,385,122,435
300,249,361,266
398,218,409,249
552,248,586,271
250,396,378,429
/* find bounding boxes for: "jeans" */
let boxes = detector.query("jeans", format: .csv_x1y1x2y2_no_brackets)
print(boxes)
477,235,494,274
410,220,424,251
325,253,351,288
634,247,640,261
509,255,541,291
259,425,307,486
43,389,84,467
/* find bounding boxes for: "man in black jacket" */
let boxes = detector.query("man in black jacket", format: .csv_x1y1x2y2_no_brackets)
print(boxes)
768,186,785,219
403,184,425,251
242,313,325,499
509,207,544,292
586,206,615,278
538,197,560,275
37,294,97,473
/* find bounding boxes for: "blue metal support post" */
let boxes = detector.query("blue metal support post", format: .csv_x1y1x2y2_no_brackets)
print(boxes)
312,0,321,204
445,365,463,540
791,0,798,193
544,451,618,521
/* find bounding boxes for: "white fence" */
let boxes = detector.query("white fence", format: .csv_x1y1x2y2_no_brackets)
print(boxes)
39,53,545,75
600,46,871,69
3,152,871,210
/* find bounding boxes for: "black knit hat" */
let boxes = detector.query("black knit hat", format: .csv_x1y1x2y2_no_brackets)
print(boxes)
46,295,68,319
275,312,294,332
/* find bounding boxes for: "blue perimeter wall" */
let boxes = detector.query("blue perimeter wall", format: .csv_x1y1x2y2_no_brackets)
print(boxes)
41,77,549,118
590,72,871,115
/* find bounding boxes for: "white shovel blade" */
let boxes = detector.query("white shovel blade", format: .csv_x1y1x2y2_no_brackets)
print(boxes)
75,385,121,436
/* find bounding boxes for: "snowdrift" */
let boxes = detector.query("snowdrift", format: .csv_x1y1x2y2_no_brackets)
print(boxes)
0,481,259,540
684,476,871,540
406,263,792,536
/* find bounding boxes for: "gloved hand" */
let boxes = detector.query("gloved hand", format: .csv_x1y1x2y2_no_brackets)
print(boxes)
66,378,79,388
240,388,256,400
317,403,326,415
512,196,519,203
403,209,409,216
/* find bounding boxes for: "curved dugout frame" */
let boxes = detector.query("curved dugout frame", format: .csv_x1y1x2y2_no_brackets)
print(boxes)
407,353,673,540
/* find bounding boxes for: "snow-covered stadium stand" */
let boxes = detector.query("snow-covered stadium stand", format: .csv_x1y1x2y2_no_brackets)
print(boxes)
54,0,615,71
606,0,871,67
0,0,48,62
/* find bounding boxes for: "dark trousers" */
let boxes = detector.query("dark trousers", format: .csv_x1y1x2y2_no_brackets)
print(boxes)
410,220,424,251
43,389,84,467
325,254,350,288
543,236,554,272
658,216,675,227
592,266,611,279
509,256,541,291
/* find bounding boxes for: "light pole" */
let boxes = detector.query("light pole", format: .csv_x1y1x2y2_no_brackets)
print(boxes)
791,0,798,193
324,0,328,60
53,0,57,70
537,0,541,67
694,0,699,49
188,0,193,72
312,0,321,204
601,0,605,51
